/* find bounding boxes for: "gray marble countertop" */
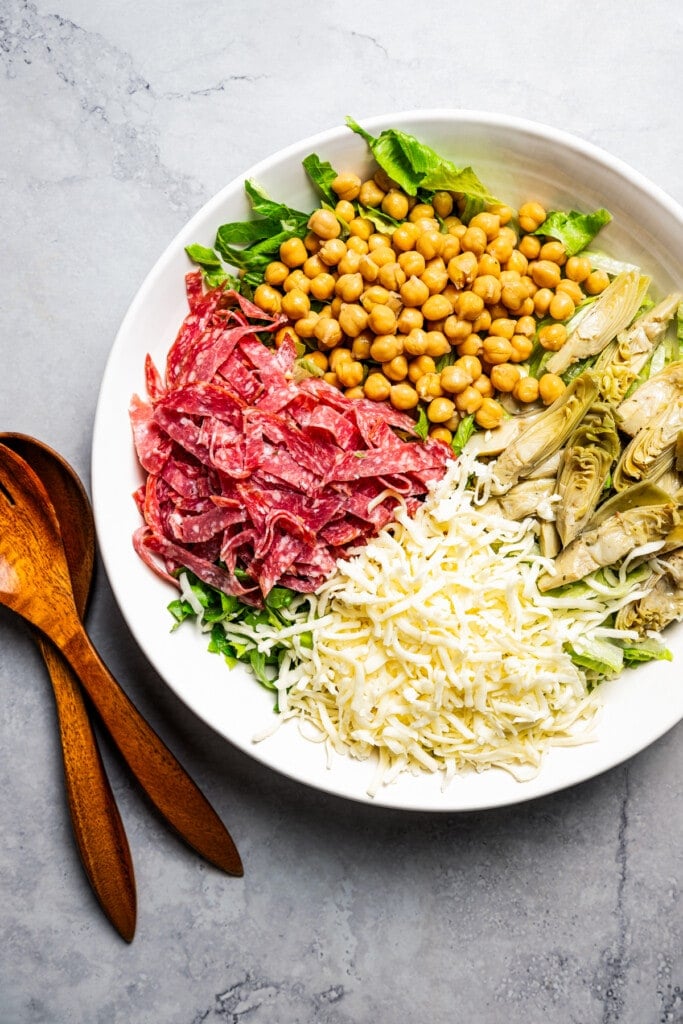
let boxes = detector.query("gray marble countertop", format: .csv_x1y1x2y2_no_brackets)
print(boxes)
2,3,682,1022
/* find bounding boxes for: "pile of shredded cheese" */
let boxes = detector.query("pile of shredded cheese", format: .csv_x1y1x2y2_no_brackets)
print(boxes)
250,454,644,794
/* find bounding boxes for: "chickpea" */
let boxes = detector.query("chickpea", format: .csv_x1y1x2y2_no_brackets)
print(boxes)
359,179,385,207
339,303,369,338
516,315,537,337
548,290,575,321
416,372,445,401
308,208,341,240
309,272,336,301
396,307,424,334
314,316,342,348
349,236,369,256
428,396,456,423
518,296,535,317
364,372,392,402
531,260,562,289
329,296,343,318
407,354,436,381
370,334,403,362
490,363,521,393
389,382,419,410
429,426,453,444
440,365,472,394
447,251,479,288
518,234,542,260
538,323,568,352
345,386,365,400
460,225,488,256
454,386,483,415
338,249,362,275
539,240,566,265
409,202,435,222
264,260,289,286
424,331,451,358
533,287,554,316
335,199,355,223
253,283,282,315
468,211,500,241
585,269,610,295
378,262,406,291
513,375,540,404
441,235,461,262
556,278,584,306
329,348,353,373
319,238,347,266
416,229,444,261
520,274,537,298
368,245,395,268
472,309,492,335
323,371,339,387
565,255,591,283
382,189,410,221
489,317,516,340
279,237,308,268
281,287,310,320
336,359,364,388
457,334,484,357
306,349,329,372
506,249,528,276
457,290,485,321
443,316,471,341
478,253,501,278
472,274,502,305
420,261,449,295
518,201,547,233
351,332,373,361
358,254,380,283
392,222,420,252
382,355,409,381
473,374,494,398
456,354,483,380
485,235,512,264
368,303,397,335
403,328,429,356
334,272,363,303
483,335,513,365
509,334,534,362
539,373,566,405
361,285,390,311
302,254,326,279
432,191,454,218
474,398,503,430
331,172,361,201
348,216,373,240
294,314,319,339
398,250,426,276
487,203,514,225
501,280,527,312
422,293,454,321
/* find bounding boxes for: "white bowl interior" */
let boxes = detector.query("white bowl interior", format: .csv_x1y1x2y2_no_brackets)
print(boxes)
92,111,683,810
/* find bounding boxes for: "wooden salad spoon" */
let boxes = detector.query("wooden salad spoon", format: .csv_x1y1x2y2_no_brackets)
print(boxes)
0,432,136,942
0,442,243,880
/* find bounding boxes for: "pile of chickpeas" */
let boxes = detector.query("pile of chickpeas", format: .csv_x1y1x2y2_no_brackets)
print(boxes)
251,168,610,444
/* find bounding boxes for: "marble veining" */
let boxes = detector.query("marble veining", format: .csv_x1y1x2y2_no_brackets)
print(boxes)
1,1,682,1022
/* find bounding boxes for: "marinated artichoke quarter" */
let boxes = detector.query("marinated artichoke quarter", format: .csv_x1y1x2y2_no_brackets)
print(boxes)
554,402,621,546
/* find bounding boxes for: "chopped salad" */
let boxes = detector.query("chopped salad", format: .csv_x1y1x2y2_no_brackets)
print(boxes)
129,117,683,792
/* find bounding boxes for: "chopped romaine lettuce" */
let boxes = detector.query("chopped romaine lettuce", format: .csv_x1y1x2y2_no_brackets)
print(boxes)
302,153,339,205
534,208,612,256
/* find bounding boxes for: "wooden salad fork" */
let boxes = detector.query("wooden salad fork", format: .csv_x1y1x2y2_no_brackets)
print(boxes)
0,433,137,941
0,443,243,890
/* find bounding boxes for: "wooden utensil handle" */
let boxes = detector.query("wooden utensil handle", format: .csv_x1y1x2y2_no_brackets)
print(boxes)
60,628,243,877
39,636,137,942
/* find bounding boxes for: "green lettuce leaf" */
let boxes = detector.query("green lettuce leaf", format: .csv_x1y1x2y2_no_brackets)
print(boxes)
451,414,476,455
345,116,498,210
534,208,612,256
302,153,338,205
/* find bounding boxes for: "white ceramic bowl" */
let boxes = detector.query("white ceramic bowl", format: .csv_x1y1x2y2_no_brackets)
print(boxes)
92,110,683,810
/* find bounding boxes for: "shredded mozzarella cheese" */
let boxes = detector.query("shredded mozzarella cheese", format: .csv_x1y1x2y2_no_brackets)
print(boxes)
254,455,647,793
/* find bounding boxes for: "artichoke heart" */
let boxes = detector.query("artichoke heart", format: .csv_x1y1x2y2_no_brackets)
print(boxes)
545,270,649,376
615,550,683,634
537,500,680,592
555,402,621,546
482,478,557,520
612,397,683,491
491,371,599,493
616,362,683,437
595,292,682,405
